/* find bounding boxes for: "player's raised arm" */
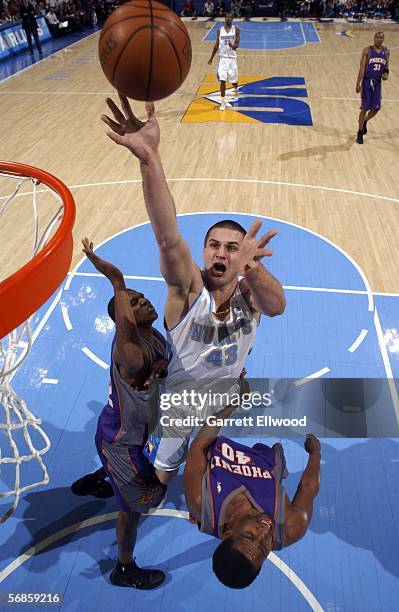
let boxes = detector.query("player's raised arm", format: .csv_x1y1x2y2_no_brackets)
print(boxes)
356,47,368,93
81,238,147,378
239,221,286,316
101,95,198,294
284,435,321,546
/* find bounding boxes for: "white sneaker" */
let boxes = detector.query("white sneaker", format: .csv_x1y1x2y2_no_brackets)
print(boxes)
220,103,226,111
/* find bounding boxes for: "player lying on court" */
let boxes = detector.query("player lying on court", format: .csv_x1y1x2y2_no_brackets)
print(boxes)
356,31,389,145
71,239,168,590
208,12,240,110
101,94,286,484
184,418,321,589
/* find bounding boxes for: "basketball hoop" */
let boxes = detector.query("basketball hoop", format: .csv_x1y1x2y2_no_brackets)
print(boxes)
0,162,75,523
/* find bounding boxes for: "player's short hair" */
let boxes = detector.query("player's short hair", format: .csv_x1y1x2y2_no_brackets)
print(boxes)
212,540,261,589
203,220,247,246
375,31,384,36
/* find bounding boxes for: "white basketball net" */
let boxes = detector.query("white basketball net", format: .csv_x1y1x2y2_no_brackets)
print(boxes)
0,172,64,523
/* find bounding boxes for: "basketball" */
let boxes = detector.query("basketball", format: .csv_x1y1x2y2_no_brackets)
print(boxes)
98,0,192,101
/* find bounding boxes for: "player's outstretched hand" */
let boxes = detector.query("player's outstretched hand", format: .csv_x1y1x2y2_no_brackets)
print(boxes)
101,94,160,164
237,220,277,274
144,358,168,388
82,237,124,285
304,434,321,456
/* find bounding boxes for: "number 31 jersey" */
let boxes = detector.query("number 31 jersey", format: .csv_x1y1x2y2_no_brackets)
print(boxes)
364,46,388,81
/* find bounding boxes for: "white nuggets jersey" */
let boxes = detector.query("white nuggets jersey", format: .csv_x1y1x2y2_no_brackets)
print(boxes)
166,279,257,388
218,25,237,59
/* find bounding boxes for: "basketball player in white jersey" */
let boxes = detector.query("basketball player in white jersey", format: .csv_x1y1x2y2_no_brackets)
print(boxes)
101,94,286,482
208,13,240,110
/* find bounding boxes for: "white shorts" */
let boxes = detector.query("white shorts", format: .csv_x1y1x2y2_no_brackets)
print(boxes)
217,56,238,83
144,434,190,472
144,379,241,471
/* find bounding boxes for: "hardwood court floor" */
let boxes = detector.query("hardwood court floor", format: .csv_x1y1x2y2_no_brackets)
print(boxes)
0,20,398,292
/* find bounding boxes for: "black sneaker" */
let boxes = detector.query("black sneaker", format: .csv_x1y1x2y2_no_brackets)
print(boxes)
110,560,165,590
356,130,364,144
362,122,367,135
71,472,114,498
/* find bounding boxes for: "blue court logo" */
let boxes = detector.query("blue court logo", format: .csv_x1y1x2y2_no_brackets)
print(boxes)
182,76,313,126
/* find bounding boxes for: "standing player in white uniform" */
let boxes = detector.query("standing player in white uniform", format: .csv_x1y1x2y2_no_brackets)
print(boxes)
101,94,286,482
208,13,240,111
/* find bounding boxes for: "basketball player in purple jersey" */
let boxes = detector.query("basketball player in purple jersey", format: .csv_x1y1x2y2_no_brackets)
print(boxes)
184,413,321,588
71,239,168,589
356,32,390,144
101,95,285,483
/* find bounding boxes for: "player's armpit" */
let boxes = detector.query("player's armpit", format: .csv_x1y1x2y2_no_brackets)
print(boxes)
283,503,310,546
114,342,152,383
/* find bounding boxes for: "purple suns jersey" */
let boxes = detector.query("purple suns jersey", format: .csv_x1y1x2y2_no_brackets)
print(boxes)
98,330,167,447
364,46,388,81
200,436,288,550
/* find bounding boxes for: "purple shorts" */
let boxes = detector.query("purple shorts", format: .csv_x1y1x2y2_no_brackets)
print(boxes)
361,78,382,111
95,421,166,513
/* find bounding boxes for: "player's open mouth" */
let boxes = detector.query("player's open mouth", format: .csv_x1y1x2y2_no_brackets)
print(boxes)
258,515,272,530
212,263,227,275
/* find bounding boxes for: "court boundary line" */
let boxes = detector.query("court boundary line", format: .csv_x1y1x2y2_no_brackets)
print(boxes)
299,21,306,47
69,271,385,297
3,91,399,105
295,367,331,387
348,329,368,353
8,288,63,384
323,97,399,103
373,307,399,423
307,21,321,44
202,20,311,50
0,509,324,611
5,177,398,213
63,205,373,310
64,210,374,386
81,346,108,370
193,46,399,58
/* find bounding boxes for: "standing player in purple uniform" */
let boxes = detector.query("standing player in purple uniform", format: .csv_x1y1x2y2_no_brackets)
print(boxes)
71,239,168,590
184,412,321,589
356,32,390,144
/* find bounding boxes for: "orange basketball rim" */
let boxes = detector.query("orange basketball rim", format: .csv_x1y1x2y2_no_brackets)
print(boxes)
0,162,76,339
